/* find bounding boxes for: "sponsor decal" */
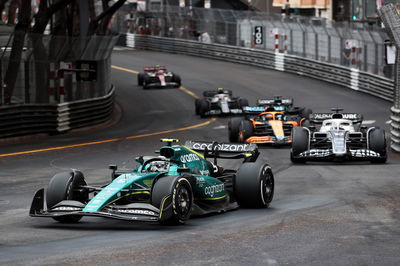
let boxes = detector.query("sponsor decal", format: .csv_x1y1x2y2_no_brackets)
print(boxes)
180,154,200,163
118,209,156,215
313,113,359,120
204,184,224,197
192,142,251,152
244,106,264,112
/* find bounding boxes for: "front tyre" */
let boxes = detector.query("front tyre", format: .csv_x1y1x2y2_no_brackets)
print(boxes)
291,127,309,163
199,99,210,118
138,73,144,86
152,175,193,225
234,162,274,208
46,171,88,223
369,128,387,163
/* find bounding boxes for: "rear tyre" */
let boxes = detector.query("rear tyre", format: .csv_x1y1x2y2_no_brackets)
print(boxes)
228,117,243,142
138,73,144,86
301,108,313,119
238,98,249,108
46,171,88,223
369,128,387,163
291,127,309,163
238,120,253,142
152,176,193,225
195,99,200,115
199,99,210,118
234,162,274,208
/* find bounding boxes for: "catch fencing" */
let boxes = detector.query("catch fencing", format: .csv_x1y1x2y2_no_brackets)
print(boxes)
0,34,117,138
115,6,395,80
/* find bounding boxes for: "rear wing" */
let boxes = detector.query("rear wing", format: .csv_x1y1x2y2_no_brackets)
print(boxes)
144,66,167,71
257,97,293,106
242,106,265,114
310,113,363,124
184,141,259,162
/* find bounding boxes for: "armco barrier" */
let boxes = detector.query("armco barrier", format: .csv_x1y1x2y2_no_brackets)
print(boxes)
0,86,114,138
128,34,398,150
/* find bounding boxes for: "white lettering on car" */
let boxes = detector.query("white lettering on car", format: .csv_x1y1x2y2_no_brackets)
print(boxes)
180,154,200,163
192,143,250,152
204,184,224,197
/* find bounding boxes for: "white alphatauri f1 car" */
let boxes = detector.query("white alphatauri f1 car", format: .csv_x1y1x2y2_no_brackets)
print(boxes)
290,109,387,163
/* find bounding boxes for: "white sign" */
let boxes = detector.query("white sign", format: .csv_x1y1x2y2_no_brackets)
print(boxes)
254,26,263,45
386,44,397,65
60,61,72,70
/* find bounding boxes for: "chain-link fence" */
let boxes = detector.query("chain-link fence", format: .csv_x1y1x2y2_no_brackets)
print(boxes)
114,6,395,80
0,34,117,105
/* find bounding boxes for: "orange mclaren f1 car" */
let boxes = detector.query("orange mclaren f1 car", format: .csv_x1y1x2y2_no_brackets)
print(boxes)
228,106,311,145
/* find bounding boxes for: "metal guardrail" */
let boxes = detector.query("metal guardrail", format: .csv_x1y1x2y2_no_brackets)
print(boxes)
0,86,114,138
131,34,394,102
127,33,397,151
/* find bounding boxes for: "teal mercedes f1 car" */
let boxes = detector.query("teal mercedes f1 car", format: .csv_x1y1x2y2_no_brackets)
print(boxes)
30,139,274,225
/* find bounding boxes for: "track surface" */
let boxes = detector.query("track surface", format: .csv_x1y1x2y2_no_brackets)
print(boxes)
1,49,399,265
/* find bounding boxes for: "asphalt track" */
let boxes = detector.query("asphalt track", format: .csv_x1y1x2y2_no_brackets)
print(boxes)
0,48,399,265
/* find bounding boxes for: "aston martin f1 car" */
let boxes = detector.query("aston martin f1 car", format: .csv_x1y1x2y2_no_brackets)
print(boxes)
195,88,249,118
30,139,274,225
290,109,387,163
137,65,181,89
228,106,309,145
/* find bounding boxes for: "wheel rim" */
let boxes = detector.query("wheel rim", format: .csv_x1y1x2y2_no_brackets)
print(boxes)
260,173,273,205
176,186,191,216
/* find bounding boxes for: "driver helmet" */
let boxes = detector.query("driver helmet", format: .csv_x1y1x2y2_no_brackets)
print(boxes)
217,87,225,93
264,113,273,120
149,161,169,172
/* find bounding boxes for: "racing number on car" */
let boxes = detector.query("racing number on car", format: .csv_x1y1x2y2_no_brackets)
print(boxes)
254,26,263,45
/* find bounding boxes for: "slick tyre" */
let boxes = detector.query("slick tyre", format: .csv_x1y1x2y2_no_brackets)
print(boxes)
195,99,200,115
138,73,144,86
152,175,193,225
238,120,253,142
291,127,309,163
46,171,88,223
368,128,387,163
172,74,181,87
238,98,249,108
301,108,312,119
228,117,243,142
234,162,274,208
199,99,210,118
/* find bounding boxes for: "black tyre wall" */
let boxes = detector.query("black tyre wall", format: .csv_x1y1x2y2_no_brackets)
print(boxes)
234,161,274,208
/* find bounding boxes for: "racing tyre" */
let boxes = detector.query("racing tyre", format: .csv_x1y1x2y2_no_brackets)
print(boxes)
199,99,210,118
368,128,387,163
143,76,150,89
152,175,193,225
46,171,88,223
228,117,243,142
195,99,200,115
234,162,274,208
173,74,181,87
138,73,144,86
238,120,253,143
291,127,309,163
301,108,313,119
238,98,249,108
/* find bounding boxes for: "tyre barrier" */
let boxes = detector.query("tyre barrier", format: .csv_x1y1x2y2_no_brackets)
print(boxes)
123,34,398,152
0,86,114,138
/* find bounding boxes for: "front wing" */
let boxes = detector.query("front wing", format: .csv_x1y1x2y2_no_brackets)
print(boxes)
294,148,383,161
245,136,292,145
29,188,174,223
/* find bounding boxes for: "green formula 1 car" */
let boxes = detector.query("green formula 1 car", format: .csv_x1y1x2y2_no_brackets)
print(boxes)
30,139,274,225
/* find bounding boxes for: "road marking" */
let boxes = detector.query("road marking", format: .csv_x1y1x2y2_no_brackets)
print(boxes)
0,118,217,158
111,65,139,74
213,125,226,129
386,120,392,124
178,86,199,99
362,120,375,125
111,65,200,99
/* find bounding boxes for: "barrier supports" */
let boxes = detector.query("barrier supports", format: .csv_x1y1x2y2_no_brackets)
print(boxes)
379,4,400,152
49,63,56,103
